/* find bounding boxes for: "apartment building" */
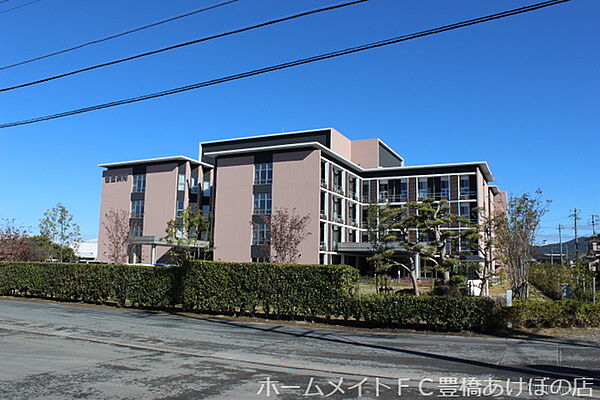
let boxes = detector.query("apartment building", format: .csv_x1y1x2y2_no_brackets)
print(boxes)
97,156,212,264
98,128,507,274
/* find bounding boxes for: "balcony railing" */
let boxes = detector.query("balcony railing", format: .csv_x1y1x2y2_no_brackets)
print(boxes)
459,191,477,200
333,184,344,194
334,216,344,224
319,242,327,251
320,178,328,188
379,194,408,202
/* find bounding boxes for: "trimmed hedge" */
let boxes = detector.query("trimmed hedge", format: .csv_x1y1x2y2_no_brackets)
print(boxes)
0,261,495,331
501,300,600,328
182,261,359,319
346,294,496,331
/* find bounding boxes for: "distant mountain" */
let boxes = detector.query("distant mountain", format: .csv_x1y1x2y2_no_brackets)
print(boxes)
534,237,590,258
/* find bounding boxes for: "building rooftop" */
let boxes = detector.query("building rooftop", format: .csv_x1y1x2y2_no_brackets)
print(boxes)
98,155,212,169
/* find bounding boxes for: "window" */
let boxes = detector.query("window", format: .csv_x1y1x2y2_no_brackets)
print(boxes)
255,163,273,185
252,257,269,263
333,169,343,192
202,171,211,197
459,202,475,222
131,200,144,218
333,197,342,220
418,178,429,199
190,177,199,194
349,177,357,198
131,224,143,237
440,176,450,199
349,203,357,223
332,227,341,248
399,179,408,200
348,229,356,242
176,200,184,217
460,175,471,198
254,193,272,215
379,180,389,201
321,161,328,185
178,173,186,191
252,223,270,245
362,180,370,202
320,191,327,216
132,174,146,193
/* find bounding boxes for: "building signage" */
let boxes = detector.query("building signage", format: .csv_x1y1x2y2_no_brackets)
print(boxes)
105,175,128,183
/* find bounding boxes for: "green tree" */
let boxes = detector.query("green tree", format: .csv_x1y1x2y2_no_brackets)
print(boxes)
164,205,211,264
405,199,469,285
39,203,81,262
367,203,422,295
495,190,550,300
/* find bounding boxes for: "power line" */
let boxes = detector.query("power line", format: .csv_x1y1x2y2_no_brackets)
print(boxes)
0,0,571,129
0,0,369,92
0,0,41,15
0,0,241,70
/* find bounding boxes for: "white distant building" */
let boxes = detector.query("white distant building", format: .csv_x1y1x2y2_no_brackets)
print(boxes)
76,239,98,260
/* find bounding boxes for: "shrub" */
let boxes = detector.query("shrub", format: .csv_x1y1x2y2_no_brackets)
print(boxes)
0,261,497,331
529,263,595,301
349,294,495,331
181,261,359,319
448,275,468,288
432,285,464,297
501,300,600,328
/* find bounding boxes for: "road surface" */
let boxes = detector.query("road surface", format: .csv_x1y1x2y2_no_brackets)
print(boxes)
0,298,598,399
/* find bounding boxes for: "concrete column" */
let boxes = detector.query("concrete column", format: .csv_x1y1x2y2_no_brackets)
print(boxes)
151,245,157,264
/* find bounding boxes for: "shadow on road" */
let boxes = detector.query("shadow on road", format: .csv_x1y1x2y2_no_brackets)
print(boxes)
171,312,600,385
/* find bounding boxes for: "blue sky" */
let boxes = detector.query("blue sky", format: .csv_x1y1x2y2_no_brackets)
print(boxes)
1,0,598,244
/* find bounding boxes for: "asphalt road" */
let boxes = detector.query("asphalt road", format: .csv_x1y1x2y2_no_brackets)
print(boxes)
0,298,599,399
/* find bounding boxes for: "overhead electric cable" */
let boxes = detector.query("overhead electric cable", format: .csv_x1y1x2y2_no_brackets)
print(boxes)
0,0,571,129
0,0,369,92
0,0,241,70
0,0,41,15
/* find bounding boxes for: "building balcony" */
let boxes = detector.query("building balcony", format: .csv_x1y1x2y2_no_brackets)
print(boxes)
319,242,327,251
333,185,344,195
334,216,344,224
459,191,478,200
320,178,328,188
379,194,408,203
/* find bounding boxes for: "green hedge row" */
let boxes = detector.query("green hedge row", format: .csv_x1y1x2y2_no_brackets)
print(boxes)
0,261,495,331
345,294,496,331
501,300,600,328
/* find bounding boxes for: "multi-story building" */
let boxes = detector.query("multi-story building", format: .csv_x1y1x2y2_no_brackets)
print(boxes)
98,128,507,275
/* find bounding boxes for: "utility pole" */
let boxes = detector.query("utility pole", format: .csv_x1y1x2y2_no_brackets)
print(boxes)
570,209,581,260
558,224,564,265
591,214,599,236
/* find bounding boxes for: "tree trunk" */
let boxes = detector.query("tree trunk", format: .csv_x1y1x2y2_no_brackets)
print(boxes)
443,270,450,285
410,271,420,296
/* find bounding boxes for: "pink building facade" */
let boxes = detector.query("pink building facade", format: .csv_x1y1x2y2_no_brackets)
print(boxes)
98,128,507,274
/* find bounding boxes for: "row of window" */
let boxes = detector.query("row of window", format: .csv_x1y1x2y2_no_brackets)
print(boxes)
322,159,478,203
132,173,210,196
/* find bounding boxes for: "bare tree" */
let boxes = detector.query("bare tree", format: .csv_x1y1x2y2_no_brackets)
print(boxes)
0,219,30,261
253,208,311,264
463,210,504,296
102,208,131,263
495,190,550,300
